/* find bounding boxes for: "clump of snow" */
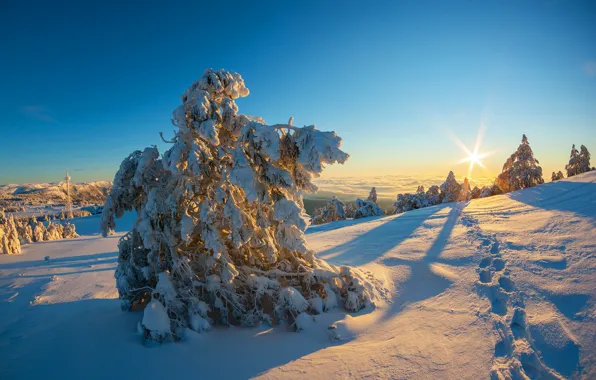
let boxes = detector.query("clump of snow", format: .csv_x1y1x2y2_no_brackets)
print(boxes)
141,299,172,343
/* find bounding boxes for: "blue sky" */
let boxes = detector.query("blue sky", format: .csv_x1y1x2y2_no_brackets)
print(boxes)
1,0,595,185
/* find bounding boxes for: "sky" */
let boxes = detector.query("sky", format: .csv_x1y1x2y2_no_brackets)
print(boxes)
1,0,595,190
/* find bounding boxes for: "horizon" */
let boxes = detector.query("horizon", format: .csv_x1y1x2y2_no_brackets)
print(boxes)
1,0,595,186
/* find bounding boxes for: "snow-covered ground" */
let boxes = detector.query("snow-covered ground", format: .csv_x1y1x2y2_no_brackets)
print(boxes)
1,172,595,379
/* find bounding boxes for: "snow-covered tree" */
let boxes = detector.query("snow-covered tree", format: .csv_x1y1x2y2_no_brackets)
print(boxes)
496,135,544,193
345,202,357,219
416,185,425,193
459,177,471,201
579,145,591,174
394,192,427,214
0,211,21,254
101,69,375,341
44,222,63,241
565,144,580,177
551,171,564,181
32,221,46,242
353,198,384,218
311,197,346,225
16,219,33,244
440,171,461,203
471,186,481,199
367,187,378,204
425,185,442,205
63,222,79,239
480,185,496,198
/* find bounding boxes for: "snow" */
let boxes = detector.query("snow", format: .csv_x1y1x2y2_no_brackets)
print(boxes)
1,171,596,379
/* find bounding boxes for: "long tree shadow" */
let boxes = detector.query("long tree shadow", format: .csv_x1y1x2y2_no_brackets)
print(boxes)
507,179,596,220
318,204,450,267
0,297,363,380
0,251,118,270
378,203,467,323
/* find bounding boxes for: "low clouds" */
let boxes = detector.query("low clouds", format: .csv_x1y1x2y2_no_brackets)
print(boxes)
20,105,57,123
583,61,596,77
309,175,494,200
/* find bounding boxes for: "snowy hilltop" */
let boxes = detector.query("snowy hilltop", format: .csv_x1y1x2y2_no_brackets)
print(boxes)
0,181,112,204
1,170,595,379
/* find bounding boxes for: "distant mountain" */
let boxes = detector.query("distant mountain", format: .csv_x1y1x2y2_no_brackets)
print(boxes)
0,181,112,204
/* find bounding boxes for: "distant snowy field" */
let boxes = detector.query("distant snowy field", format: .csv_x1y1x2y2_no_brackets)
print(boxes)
1,172,595,379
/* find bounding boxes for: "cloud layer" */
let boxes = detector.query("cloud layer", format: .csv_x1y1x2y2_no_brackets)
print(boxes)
308,175,495,200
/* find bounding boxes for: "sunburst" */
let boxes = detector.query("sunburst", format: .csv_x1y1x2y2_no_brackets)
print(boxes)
449,123,491,179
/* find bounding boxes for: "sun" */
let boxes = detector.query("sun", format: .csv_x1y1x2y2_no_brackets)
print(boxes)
459,149,488,177
448,123,492,179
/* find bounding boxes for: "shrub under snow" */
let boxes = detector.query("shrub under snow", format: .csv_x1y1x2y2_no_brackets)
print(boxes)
101,69,375,341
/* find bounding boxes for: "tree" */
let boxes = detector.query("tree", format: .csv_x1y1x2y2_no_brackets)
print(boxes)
565,144,580,177
440,171,461,203
63,222,79,239
101,69,375,341
0,211,21,254
471,186,481,199
425,185,442,205
32,221,46,242
310,197,346,225
353,198,384,218
496,134,544,193
579,145,591,174
416,185,425,193
367,187,378,204
394,193,426,214
459,178,471,201
551,171,564,181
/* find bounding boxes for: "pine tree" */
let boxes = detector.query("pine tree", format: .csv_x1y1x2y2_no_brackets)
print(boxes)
101,69,375,341
367,187,378,204
459,177,471,201
551,171,564,181
32,221,46,242
425,185,442,205
63,222,79,239
353,198,384,218
496,134,544,193
0,211,21,254
578,145,591,174
565,144,580,177
310,197,346,225
440,171,461,203
471,186,481,199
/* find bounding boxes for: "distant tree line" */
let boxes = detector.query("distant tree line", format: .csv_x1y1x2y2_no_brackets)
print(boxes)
0,209,79,254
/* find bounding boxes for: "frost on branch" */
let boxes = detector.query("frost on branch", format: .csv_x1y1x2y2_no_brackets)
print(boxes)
101,69,375,341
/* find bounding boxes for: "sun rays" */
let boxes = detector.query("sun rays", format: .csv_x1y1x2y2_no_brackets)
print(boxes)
448,122,492,179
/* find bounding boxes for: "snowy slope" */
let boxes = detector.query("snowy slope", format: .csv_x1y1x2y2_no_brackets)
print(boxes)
1,172,595,379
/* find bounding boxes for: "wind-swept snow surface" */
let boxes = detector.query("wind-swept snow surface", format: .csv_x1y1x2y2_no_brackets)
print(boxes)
1,172,596,379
